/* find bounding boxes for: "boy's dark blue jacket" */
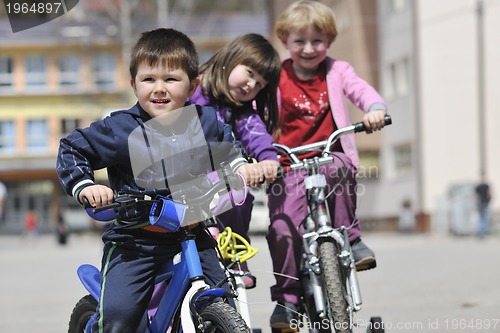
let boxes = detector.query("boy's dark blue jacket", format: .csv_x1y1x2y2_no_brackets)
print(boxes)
56,102,245,223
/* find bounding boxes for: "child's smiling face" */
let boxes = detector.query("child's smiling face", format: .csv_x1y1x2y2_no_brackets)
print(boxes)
284,26,331,78
131,62,199,118
227,64,267,103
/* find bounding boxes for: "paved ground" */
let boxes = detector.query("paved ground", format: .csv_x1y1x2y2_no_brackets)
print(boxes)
1,231,499,332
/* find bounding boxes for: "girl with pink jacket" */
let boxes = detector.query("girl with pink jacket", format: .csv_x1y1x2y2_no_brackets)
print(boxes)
267,1,388,329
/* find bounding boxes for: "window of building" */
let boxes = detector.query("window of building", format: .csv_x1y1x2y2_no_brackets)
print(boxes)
390,0,408,13
60,118,80,137
394,143,413,176
25,55,47,89
0,57,13,89
26,119,49,152
0,120,16,153
358,151,380,180
57,54,80,87
92,53,116,88
331,1,351,34
384,57,410,100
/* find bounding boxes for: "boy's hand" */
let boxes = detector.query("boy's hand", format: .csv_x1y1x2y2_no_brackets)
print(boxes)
362,110,386,133
79,185,114,207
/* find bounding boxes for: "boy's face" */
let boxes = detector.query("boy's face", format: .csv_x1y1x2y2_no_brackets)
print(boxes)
283,26,331,75
131,62,199,118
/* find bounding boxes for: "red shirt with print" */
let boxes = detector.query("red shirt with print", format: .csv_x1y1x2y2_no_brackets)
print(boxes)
278,59,340,163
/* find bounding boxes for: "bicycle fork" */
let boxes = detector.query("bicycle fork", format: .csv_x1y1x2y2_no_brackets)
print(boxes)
302,176,363,319
302,227,363,322
337,227,363,312
302,228,327,318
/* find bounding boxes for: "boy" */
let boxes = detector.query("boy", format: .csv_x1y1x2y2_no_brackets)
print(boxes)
267,1,388,329
57,28,259,332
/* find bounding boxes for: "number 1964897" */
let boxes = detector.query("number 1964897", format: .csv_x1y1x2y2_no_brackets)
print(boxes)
6,1,63,14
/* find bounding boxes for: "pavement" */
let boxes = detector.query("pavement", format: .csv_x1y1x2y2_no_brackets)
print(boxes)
1,231,499,332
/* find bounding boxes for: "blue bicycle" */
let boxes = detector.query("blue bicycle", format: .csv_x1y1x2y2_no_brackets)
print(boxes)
68,164,251,333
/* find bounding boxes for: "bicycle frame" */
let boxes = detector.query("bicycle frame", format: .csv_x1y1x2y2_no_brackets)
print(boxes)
215,226,259,330
300,164,362,319
74,164,249,333
273,115,391,331
77,229,226,333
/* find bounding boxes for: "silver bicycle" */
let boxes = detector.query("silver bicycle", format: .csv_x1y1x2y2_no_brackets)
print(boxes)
272,115,392,333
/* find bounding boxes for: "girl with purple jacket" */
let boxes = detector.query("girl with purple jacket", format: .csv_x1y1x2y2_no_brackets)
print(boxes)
268,1,388,329
189,33,282,288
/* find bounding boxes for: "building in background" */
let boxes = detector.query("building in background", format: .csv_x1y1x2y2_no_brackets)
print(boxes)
270,0,500,234
0,12,128,232
0,0,270,232
375,0,499,233
3,0,494,235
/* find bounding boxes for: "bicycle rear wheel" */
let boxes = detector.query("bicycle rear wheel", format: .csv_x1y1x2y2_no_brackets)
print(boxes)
318,240,351,333
201,301,251,333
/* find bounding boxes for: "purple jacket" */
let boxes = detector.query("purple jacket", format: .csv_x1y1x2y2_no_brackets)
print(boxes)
190,86,279,163
279,57,387,168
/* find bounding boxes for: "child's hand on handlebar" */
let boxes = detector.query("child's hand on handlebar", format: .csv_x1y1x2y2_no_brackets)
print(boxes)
362,110,386,133
79,185,114,207
259,160,280,184
236,163,265,187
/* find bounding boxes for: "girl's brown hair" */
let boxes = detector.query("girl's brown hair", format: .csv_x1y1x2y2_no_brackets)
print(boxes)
275,0,338,44
199,33,281,134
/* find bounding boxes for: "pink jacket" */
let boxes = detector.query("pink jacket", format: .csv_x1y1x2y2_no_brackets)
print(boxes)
279,57,387,168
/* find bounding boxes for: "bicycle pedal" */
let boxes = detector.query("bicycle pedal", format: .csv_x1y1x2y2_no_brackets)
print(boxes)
271,327,299,333
355,259,377,272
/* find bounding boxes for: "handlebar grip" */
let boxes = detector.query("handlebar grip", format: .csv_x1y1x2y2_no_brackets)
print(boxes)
82,196,92,209
228,172,245,191
83,197,116,222
384,114,392,126
354,114,392,133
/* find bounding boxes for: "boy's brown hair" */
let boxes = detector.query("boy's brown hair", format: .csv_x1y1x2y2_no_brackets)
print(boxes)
129,28,199,81
275,0,338,44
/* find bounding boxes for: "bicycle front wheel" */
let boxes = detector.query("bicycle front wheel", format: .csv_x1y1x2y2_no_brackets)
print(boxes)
68,294,97,333
201,301,251,333
318,240,351,333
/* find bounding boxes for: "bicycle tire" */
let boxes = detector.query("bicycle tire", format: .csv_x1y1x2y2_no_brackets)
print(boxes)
366,316,385,333
68,294,97,333
318,240,351,333
201,301,251,333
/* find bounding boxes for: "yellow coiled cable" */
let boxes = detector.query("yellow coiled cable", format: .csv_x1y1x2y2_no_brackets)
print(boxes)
216,226,259,263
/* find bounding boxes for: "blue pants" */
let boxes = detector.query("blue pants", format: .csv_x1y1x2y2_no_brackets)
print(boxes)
91,225,226,333
478,206,490,238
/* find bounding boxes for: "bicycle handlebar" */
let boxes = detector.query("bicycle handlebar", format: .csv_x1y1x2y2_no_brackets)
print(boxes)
274,115,392,172
84,163,245,223
353,114,392,133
